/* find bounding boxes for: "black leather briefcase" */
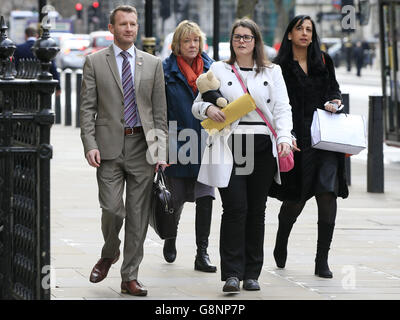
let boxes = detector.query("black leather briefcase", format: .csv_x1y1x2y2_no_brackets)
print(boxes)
149,167,177,240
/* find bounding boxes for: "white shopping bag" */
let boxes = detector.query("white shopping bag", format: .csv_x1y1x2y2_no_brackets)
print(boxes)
311,109,367,155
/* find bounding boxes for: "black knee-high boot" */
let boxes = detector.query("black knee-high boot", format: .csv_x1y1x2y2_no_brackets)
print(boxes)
273,201,305,269
194,196,217,273
315,222,335,278
273,220,295,268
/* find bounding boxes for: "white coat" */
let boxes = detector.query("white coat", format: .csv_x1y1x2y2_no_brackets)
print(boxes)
192,61,293,188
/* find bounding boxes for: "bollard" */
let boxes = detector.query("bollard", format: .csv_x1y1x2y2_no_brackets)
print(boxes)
64,70,72,126
342,93,351,186
367,95,384,193
55,94,61,124
142,37,156,56
76,71,82,128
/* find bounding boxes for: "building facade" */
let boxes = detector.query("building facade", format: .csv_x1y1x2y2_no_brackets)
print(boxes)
3,0,380,52
1,0,293,48
295,0,379,42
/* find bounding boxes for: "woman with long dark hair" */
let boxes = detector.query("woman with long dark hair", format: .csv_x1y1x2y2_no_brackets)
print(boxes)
270,15,349,278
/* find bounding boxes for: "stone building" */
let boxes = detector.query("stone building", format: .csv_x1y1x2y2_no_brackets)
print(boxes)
1,0,292,47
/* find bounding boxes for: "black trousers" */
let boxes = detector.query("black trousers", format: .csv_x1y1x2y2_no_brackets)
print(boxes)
218,134,277,281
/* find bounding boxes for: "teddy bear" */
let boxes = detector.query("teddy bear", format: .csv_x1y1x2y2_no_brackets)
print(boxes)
196,70,228,108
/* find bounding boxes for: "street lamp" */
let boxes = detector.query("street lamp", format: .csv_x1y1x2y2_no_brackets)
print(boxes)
39,0,47,23
213,0,219,61
143,0,156,55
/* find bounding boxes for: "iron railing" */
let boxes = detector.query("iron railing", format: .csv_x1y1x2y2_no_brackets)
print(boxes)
0,16,58,300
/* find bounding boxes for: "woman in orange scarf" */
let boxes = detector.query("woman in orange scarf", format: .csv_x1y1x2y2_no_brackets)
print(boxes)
162,20,216,273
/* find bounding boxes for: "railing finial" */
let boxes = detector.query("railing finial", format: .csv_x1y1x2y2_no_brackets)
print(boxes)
0,15,16,80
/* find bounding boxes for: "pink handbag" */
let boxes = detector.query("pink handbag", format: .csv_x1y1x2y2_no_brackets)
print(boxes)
231,65,294,172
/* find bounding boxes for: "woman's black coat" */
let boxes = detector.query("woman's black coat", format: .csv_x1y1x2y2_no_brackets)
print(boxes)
269,52,349,202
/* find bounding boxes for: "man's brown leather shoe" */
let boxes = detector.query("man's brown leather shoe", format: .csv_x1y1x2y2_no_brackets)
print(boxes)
121,280,148,296
89,251,120,283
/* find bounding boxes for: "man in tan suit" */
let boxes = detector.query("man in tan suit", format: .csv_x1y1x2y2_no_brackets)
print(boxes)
80,5,168,296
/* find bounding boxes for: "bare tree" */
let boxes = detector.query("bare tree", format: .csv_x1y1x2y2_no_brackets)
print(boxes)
236,0,258,19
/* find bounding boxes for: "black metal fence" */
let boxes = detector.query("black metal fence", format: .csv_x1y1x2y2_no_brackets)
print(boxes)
0,17,58,300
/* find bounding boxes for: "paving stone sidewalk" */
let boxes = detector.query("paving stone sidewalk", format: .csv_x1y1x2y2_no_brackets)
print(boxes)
50,125,400,300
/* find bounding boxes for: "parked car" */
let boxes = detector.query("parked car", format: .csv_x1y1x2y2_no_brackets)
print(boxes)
50,32,73,67
57,34,90,70
320,37,342,51
327,41,345,67
50,32,73,48
84,31,114,56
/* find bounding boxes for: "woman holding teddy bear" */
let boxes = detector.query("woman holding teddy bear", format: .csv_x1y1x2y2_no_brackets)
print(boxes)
192,18,293,293
162,20,217,273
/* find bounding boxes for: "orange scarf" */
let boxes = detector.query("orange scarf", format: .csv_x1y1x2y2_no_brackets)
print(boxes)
177,54,204,94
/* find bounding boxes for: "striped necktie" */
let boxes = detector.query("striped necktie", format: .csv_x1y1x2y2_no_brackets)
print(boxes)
120,51,137,128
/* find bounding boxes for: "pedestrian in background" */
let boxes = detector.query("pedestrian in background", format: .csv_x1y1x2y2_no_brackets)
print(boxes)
344,38,353,72
270,15,349,278
162,20,217,273
13,26,61,96
353,41,364,77
80,5,168,296
193,18,292,293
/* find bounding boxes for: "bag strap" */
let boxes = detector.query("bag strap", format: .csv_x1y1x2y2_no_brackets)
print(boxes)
231,64,277,138
231,63,248,93
154,167,167,185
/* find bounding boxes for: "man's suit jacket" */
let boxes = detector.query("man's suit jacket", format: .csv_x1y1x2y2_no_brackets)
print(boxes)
80,45,168,163
14,40,61,90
